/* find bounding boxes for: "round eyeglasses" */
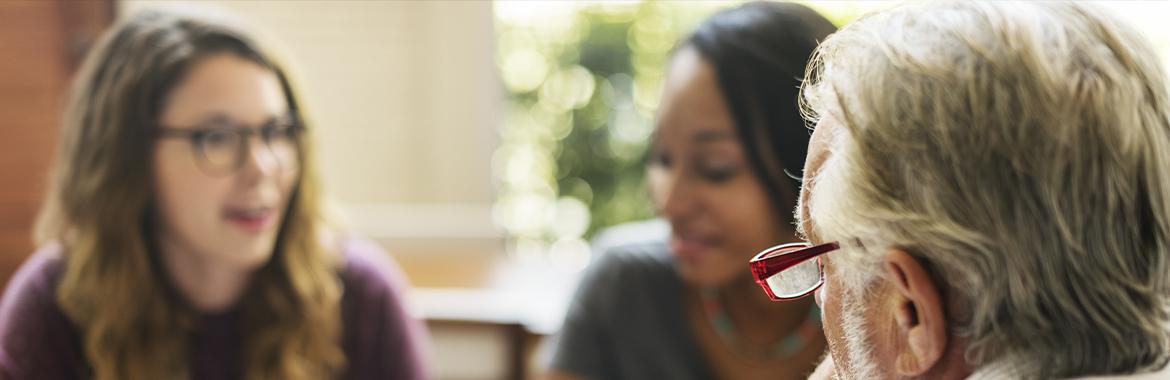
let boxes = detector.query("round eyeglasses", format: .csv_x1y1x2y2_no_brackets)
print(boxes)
156,117,302,176
748,241,842,301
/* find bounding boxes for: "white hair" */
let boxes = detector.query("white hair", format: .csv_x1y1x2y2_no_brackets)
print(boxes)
801,1,1170,378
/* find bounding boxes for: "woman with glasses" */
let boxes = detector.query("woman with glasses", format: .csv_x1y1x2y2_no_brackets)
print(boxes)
0,9,427,380
545,2,835,380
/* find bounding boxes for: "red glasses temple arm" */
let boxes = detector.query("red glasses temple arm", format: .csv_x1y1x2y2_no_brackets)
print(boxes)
751,242,840,279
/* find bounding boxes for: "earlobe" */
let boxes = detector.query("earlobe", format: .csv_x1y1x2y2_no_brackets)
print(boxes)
883,250,948,377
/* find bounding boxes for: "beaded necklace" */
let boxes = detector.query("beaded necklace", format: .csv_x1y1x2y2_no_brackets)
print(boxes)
699,287,822,361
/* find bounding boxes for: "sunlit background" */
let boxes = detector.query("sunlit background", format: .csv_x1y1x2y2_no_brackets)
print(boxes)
0,1,1167,379
491,0,1170,275
492,1,880,273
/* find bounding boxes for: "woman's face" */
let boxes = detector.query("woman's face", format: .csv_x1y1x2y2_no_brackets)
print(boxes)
648,47,792,287
153,52,298,273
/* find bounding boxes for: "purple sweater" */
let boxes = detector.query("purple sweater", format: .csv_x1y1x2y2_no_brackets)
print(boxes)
0,238,430,380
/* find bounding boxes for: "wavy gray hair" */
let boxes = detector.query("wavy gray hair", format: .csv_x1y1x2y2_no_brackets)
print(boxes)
800,1,1170,378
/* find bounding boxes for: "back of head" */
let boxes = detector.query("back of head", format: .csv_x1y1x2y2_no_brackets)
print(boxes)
684,1,836,217
803,1,1170,377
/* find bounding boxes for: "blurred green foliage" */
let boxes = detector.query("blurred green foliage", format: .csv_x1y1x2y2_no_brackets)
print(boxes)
493,1,723,251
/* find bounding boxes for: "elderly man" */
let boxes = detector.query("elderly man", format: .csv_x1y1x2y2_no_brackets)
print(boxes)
748,1,1170,379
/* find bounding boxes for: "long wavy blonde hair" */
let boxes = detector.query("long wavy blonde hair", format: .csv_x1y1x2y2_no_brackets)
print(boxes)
35,9,344,379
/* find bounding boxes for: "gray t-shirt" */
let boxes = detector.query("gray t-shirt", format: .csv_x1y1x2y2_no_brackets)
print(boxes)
549,222,714,380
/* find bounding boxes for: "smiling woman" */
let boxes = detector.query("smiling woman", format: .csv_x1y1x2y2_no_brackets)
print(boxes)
0,8,427,380
544,2,836,380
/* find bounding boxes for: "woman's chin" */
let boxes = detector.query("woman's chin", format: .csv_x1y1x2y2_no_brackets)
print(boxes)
215,240,277,271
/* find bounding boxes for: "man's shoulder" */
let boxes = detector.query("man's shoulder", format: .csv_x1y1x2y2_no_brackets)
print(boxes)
968,360,1170,380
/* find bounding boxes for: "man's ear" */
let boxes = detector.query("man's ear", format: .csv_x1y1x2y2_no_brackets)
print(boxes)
882,249,948,376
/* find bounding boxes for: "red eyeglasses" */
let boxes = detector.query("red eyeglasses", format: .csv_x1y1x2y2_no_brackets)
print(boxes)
748,241,843,301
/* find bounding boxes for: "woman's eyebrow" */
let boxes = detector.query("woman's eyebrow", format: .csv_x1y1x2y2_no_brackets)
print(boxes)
691,129,734,144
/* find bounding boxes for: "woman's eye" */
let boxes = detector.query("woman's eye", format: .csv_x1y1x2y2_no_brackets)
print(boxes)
699,162,739,183
265,120,301,141
261,126,287,141
197,129,236,149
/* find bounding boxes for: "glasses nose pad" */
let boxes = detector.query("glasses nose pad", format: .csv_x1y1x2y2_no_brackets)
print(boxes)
238,133,286,173
232,135,251,172
260,136,285,172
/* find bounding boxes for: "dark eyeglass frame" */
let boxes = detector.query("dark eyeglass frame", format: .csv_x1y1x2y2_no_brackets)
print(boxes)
748,241,843,301
155,117,304,176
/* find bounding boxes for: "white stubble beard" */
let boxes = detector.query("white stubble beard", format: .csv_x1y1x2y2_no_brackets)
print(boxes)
833,284,882,380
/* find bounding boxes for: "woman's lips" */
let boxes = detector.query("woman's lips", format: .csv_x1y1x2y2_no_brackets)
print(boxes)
224,207,275,234
670,234,716,261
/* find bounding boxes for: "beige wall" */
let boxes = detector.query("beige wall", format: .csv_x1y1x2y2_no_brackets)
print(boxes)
119,1,505,256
